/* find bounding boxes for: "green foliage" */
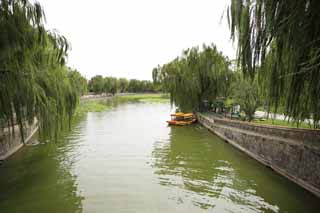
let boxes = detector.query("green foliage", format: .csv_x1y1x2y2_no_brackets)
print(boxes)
128,79,154,93
254,118,312,129
68,69,88,96
117,94,169,103
104,77,118,95
0,0,87,142
88,76,156,94
118,78,129,93
152,65,164,92
88,75,104,93
228,0,320,128
233,78,260,121
153,44,232,111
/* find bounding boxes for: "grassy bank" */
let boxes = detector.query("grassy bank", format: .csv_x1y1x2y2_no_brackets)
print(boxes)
75,93,170,116
75,101,112,116
254,119,313,129
117,93,170,103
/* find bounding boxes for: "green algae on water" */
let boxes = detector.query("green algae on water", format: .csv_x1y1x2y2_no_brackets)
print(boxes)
75,101,111,116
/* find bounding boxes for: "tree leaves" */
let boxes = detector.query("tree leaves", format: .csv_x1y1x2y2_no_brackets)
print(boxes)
228,0,320,128
153,44,231,111
0,0,87,142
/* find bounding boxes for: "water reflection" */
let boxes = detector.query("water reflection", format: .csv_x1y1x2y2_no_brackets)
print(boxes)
1,101,320,213
0,121,85,213
152,125,282,212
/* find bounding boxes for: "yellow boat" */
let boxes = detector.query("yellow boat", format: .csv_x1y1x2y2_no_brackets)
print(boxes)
167,113,197,126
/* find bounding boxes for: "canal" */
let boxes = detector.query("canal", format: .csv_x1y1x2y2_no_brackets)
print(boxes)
0,99,319,212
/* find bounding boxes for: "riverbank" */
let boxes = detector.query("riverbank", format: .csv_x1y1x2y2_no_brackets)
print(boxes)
0,94,112,161
254,110,314,129
0,119,38,160
80,93,169,102
0,93,113,161
197,112,320,198
0,93,168,160
80,93,114,102
2,99,319,212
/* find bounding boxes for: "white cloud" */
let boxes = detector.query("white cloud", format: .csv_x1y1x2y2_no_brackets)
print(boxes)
39,0,236,80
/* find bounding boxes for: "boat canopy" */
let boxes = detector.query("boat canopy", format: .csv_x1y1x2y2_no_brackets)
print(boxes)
170,112,194,117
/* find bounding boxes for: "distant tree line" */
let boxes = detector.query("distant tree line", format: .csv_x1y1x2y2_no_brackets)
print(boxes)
88,76,159,95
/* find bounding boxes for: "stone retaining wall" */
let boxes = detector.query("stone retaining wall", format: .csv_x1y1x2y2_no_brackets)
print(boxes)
197,113,320,197
80,93,114,102
0,119,38,160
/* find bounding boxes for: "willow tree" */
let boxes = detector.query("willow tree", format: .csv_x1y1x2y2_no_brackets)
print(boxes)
0,0,81,142
228,0,320,128
68,69,88,96
88,75,104,93
118,78,129,93
155,44,231,111
104,77,118,95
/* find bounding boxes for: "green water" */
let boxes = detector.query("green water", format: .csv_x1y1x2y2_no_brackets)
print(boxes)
0,100,319,212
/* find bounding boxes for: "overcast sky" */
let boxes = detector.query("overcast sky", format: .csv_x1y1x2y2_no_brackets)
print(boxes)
40,0,236,80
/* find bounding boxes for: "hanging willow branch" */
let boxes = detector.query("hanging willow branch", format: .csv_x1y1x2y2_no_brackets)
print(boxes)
153,44,231,112
228,0,320,128
0,0,86,142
